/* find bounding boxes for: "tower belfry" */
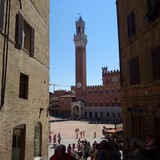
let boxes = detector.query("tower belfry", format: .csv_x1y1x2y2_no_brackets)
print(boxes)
74,16,88,91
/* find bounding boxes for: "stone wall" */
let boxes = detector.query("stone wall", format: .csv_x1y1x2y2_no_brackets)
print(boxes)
0,0,50,159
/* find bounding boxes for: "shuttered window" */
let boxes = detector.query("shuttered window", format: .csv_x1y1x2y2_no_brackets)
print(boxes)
127,11,136,38
147,0,155,11
129,57,140,85
146,0,160,21
19,73,29,99
152,46,160,80
15,12,35,56
0,0,5,30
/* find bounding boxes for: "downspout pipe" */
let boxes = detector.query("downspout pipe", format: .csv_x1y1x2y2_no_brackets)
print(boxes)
1,0,11,109
116,0,122,87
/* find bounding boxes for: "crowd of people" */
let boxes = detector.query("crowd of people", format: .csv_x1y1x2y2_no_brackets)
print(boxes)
50,137,122,160
49,133,158,160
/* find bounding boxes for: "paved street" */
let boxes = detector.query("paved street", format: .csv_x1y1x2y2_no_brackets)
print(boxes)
48,119,115,159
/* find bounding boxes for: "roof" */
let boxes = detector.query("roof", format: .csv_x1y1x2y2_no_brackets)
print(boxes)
60,95,75,98
105,127,123,134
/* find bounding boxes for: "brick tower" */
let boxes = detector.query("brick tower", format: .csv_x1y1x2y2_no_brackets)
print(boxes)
74,16,88,92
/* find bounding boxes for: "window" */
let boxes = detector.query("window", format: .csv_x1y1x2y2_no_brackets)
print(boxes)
95,112,98,118
0,0,5,30
34,123,42,157
106,88,109,94
15,12,35,56
118,113,121,118
99,89,103,94
105,80,109,84
89,112,92,118
19,73,29,99
152,46,160,80
77,27,80,34
127,11,136,38
88,90,92,94
146,0,160,21
100,101,103,106
106,112,110,117
117,87,120,93
112,112,115,118
112,102,115,106
106,102,109,106
111,88,115,93
129,57,140,85
94,102,98,106
93,89,97,94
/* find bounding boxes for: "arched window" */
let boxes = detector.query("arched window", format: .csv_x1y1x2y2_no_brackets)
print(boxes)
34,122,42,157
106,88,109,94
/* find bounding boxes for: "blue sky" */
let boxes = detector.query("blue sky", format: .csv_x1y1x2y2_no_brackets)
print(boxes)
49,1,119,92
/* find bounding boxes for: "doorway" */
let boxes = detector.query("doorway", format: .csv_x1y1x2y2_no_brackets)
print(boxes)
12,124,26,160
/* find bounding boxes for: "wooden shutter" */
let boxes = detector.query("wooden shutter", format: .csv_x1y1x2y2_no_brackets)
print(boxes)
152,46,160,80
30,27,35,57
15,12,24,47
127,15,131,38
131,12,136,35
127,11,136,38
147,0,154,12
146,0,160,21
129,57,140,85
0,0,5,30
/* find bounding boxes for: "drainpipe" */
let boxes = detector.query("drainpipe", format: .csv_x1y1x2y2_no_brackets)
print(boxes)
1,0,11,109
116,0,122,87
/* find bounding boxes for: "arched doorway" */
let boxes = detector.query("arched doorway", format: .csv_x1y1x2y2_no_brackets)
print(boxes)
34,122,42,158
154,106,160,151
12,124,26,160
73,105,80,119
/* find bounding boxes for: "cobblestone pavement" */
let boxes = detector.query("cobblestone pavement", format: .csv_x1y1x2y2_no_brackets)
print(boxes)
48,119,115,159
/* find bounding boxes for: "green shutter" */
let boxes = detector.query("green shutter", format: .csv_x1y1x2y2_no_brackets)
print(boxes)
0,0,5,30
15,12,24,47
30,27,35,57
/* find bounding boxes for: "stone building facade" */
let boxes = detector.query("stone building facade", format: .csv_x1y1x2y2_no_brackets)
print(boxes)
50,17,122,124
116,0,160,149
71,67,121,123
0,0,49,160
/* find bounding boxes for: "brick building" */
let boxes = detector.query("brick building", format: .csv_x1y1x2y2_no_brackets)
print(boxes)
50,17,122,123
116,0,160,150
0,0,49,159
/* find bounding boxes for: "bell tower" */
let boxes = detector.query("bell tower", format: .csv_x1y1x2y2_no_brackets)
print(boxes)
73,16,87,91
